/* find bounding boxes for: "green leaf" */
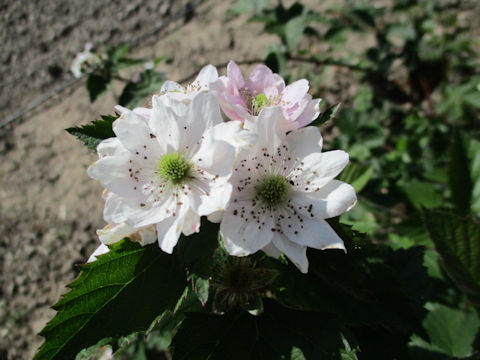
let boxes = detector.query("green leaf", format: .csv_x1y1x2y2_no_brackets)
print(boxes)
337,162,373,192
448,131,472,215
399,179,442,210
86,73,110,102
66,115,117,151
119,69,165,108
409,302,480,358
423,209,480,310
311,103,341,127
174,219,219,279
284,15,309,51
35,239,187,360
229,0,271,15
171,299,344,360
467,137,480,217
262,222,428,334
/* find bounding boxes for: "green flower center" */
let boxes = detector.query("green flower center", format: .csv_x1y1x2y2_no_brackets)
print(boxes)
158,153,191,184
255,175,291,207
251,93,272,115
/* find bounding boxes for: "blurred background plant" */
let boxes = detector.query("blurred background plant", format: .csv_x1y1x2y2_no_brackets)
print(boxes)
37,0,480,359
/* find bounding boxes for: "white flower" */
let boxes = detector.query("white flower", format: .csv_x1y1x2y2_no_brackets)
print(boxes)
160,64,219,103
70,43,102,78
113,64,219,121
87,221,157,262
88,92,240,253
219,107,357,273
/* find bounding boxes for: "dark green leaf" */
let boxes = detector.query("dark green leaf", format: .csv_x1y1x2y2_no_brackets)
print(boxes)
171,299,344,360
119,69,165,108
448,132,472,215
86,73,110,102
174,218,219,279
34,239,187,360
423,209,480,310
262,222,427,334
337,162,373,192
409,302,480,358
66,115,117,151
399,179,442,210
467,137,480,217
311,103,341,127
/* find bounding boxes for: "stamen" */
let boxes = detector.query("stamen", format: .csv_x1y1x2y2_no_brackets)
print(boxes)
255,174,291,208
158,153,192,184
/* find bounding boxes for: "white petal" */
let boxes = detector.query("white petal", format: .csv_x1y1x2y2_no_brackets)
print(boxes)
97,222,136,245
280,215,345,250
191,181,232,216
96,137,127,157
150,95,181,152
262,242,282,258
182,209,201,236
194,64,219,87
220,202,274,256
87,155,145,199
161,80,184,92
179,92,223,152
87,244,110,263
244,106,290,152
271,235,309,273
292,150,349,190
285,126,323,160
113,110,164,154
156,216,180,253
291,180,357,219
207,210,224,223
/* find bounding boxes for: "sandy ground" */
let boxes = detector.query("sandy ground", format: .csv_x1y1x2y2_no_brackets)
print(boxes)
0,0,282,358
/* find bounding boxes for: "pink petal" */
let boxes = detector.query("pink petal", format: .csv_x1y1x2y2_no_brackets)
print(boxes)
227,60,245,89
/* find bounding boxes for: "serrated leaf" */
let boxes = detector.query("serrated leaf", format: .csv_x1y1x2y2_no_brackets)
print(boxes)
35,239,186,360
171,299,343,360
399,179,442,210
311,103,341,127
448,131,472,215
190,275,209,306
66,115,117,151
409,302,480,358
337,162,373,192
423,209,480,309
86,73,110,102
119,69,164,108
262,221,427,334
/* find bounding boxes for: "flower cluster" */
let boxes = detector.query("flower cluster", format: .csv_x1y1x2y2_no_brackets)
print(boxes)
88,60,357,273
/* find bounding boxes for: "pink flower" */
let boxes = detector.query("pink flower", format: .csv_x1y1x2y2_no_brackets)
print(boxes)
210,61,321,130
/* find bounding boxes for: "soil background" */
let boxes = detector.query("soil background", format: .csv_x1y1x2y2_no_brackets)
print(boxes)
0,0,287,358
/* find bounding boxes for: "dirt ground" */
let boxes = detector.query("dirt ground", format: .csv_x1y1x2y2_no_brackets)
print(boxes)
0,0,284,358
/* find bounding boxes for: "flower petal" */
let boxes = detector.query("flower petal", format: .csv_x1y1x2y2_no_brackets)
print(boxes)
292,150,349,190
291,180,357,219
271,235,309,273
227,60,245,89
194,64,218,87
281,215,345,251
113,110,164,154
220,202,274,256
282,79,309,106
87,244,110,263
285,126,323,160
